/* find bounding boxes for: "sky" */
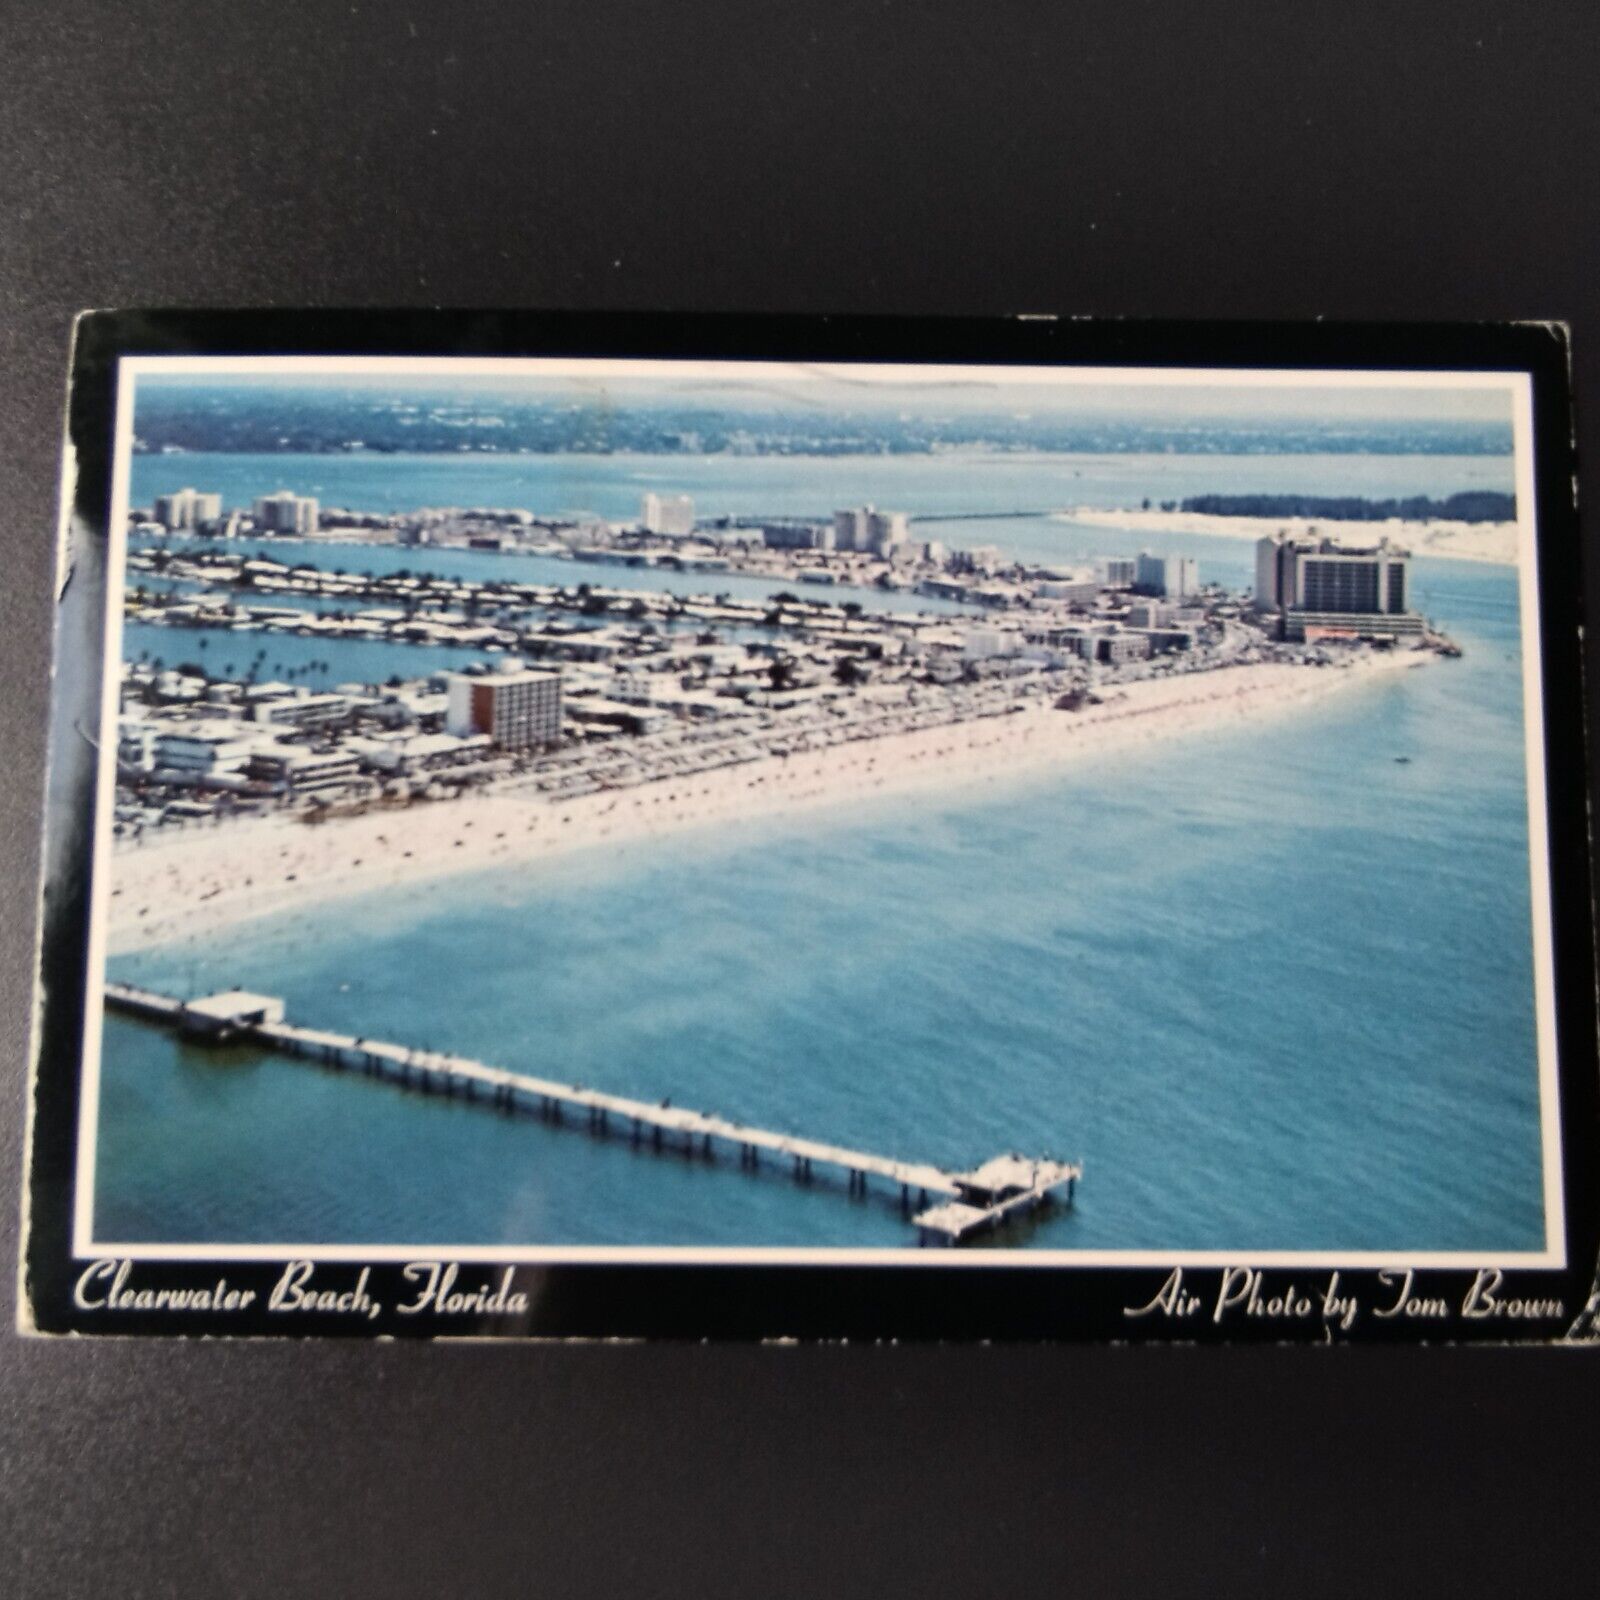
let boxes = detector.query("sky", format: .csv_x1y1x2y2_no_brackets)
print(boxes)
134,360,1517,430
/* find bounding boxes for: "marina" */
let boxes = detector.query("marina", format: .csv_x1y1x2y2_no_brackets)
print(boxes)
104,983,1083,1244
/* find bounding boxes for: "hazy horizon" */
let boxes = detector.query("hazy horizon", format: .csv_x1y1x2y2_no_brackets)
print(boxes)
134,364,1516,434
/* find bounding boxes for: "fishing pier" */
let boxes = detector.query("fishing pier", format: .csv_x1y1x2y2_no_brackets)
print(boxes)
105,983,1082,1245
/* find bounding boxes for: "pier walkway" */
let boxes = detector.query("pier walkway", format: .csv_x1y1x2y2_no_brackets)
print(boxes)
105,983,1081,1244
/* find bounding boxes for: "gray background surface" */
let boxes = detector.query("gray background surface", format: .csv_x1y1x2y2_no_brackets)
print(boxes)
2,3,1596,1594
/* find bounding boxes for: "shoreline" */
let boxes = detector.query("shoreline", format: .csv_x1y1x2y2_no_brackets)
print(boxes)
106,652,1428,958
1059,507,1519,568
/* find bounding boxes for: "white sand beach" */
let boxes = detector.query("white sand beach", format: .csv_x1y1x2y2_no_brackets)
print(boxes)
1060,507,1519,568
105,651,1429,957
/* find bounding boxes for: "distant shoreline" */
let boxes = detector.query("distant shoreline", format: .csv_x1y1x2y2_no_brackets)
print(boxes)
1059,507,1520,569
134,444,1516,469
107,652,1429,958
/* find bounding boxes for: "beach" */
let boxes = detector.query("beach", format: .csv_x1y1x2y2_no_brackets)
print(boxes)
1060,507,1519,567
107,651,1428,956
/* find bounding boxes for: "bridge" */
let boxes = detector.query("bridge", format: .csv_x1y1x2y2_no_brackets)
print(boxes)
104,983,1082,1245
720,508,1062,528
905,510,1059,523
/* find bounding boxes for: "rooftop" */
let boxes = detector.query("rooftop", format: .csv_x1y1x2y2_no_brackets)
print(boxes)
912,1202,992,1235
957,1153,1076,1196
181,990,285,1024
449,668,560,688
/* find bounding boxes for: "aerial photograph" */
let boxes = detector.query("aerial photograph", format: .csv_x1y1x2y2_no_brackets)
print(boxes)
85,358,1551,1257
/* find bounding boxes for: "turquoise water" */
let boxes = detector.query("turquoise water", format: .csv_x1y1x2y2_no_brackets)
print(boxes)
121,619,503,687
95,446,1547,1252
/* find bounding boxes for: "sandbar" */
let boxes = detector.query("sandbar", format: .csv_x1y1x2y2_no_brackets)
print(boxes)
1059,508,1519,568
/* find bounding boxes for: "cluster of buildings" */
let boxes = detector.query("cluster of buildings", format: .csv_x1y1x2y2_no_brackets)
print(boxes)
115,660,564,828
114,526,1229,822
398,507,598,550
146,487,320,536
112,500,1444,836
139,490,1420,656
138,487,1210,630
960,599,1206,671
119,712,365,801
755,505,920,560
1253,530,1422,640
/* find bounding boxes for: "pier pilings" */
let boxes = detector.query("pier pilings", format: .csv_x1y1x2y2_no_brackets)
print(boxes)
102,981,1082,1245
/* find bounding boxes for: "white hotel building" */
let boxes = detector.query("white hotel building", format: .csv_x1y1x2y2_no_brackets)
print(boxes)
152,487,222,529
1255,530,1422,640
253,490,320,534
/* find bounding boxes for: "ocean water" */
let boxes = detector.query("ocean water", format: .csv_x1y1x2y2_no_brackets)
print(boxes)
130,448,1514,528
95,536,1549,1252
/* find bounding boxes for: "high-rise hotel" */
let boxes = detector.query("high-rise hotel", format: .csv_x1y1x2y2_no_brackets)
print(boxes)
446,670,562,751
253,490,320,535
1255,530,1422,640
152,487,222,529
640,492,695,536
833,505,910,555
1134,551,1199,599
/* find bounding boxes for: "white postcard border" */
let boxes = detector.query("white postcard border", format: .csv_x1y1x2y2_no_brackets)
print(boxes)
69,355,1565,1272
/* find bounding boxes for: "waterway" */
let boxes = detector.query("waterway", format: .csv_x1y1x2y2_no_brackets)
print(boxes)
130,448,1513,533
130,532,973,620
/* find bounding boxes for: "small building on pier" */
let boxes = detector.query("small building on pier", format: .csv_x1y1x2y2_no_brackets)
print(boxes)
177,991,286,1041
953,1154,1070,1207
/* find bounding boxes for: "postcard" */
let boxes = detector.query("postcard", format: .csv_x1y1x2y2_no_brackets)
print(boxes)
19,312,1598,1339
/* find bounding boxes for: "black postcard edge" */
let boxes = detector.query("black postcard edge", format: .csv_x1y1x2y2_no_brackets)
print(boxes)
18,311,1599,1343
